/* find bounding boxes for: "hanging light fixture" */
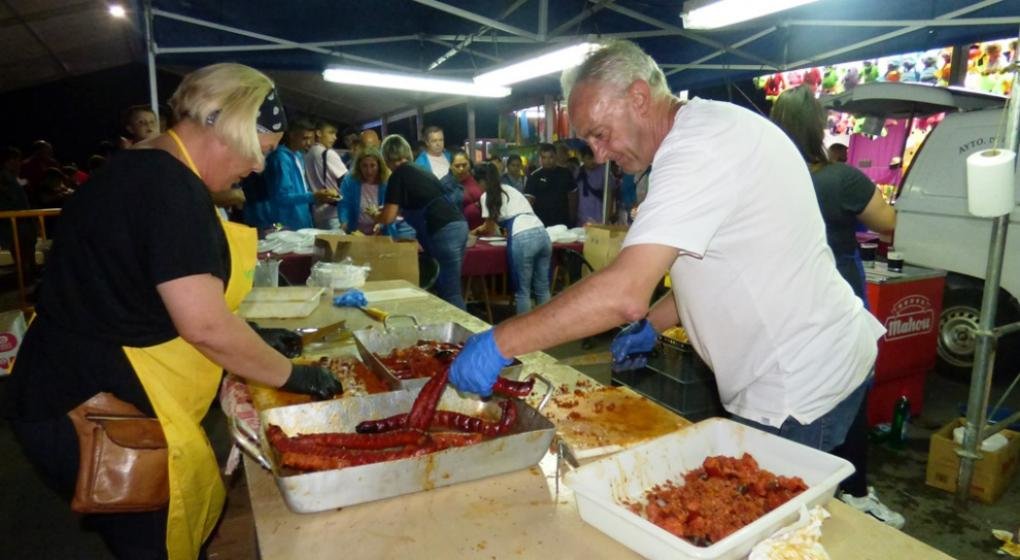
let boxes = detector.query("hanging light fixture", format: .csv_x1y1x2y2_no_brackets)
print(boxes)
474,42,601,87
322,67,511,98
681,0,821,29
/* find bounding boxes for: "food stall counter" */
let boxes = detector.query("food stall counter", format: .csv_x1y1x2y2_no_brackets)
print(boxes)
241,280,954,560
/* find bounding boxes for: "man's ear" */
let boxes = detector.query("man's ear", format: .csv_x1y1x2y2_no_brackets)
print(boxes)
626,80,652,116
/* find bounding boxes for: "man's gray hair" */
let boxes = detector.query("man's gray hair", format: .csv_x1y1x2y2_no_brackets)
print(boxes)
561,40,670,100
381,134,413,163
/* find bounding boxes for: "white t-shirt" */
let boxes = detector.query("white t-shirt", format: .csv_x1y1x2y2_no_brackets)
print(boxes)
304,144,347,192
479,185,544,236
623,98,885,427
304,144,347,229
427,153,450,179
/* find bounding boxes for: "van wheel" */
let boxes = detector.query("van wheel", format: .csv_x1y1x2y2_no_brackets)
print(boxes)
937,290,982,377
937,288,1020,379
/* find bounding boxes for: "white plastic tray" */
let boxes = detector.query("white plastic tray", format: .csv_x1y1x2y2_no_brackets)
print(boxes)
564,417,854,560
239,287,326,319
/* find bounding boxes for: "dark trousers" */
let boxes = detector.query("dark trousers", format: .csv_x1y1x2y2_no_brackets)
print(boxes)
11,415,170,560
830,389,870,497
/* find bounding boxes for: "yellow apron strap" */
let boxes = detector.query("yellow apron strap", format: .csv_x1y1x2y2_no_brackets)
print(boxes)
126,214,257,559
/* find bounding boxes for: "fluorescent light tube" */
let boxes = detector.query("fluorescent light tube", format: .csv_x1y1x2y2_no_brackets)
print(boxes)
474,42,600,87
322,67,511,98
682,0,820,29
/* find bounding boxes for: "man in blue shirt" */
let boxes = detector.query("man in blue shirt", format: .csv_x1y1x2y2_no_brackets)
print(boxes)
264,121,338,230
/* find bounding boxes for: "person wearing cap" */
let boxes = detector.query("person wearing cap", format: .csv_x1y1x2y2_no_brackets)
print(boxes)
2,63,343,559
447,41,884,503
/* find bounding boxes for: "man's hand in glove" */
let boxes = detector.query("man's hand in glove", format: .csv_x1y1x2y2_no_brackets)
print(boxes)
449,329,512,397
249,322,302,358
281,364,343,399
611,319,658,372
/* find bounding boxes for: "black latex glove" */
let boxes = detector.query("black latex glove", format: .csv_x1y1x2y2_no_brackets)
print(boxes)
249,321,303,358
281,364,343,399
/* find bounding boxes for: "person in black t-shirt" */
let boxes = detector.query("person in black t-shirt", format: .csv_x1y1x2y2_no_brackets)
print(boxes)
771,85,900,529
378,134,468,309
2,63,342,559
524,142,576,227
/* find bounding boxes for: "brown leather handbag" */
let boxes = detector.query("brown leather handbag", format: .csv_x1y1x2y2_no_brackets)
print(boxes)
67,392,170,513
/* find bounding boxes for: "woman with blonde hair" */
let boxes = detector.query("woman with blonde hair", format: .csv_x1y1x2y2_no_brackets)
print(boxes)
338,147,402,235
3,63,341,559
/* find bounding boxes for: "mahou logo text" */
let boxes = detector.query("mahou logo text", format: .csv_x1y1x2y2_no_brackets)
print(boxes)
885,295,934,340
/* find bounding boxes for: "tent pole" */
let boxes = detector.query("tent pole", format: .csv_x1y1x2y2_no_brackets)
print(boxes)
544,95,554,142
144,0,158,117
467,103,477,160
955,25,1020,505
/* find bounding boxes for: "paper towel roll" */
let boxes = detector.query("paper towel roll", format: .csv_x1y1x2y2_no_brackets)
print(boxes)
966,148,1016,217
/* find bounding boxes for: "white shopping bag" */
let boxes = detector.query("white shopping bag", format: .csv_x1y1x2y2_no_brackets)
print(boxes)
0,309,27,375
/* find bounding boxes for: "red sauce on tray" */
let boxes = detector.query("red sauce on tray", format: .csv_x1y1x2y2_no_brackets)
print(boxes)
376,340,462,380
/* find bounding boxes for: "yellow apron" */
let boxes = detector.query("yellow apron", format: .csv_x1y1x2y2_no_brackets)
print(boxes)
124,130,258,559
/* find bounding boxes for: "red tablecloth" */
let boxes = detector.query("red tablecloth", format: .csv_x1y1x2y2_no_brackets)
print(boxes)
461,240,584,278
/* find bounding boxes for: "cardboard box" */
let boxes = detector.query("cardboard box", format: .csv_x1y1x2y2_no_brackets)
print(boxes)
925,417,1020,503
315,234,419,285
583,224,628,272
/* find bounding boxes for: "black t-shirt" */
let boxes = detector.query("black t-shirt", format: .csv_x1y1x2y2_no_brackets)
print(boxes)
384,163,464,235
811,162,876,300
810,162,875,257
524,166,574,227
3,150,229,420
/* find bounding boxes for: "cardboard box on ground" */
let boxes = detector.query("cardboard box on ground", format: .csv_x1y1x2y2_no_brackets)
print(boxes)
925,417,1020,504
314,234,419,286
583,224,628,273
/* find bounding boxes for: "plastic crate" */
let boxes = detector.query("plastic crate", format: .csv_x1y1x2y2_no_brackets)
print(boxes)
612,339,723,421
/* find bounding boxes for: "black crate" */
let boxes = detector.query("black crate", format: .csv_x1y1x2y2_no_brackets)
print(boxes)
611,340,723,422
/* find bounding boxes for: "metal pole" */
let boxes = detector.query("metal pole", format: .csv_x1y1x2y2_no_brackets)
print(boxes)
955,26,1020,504
601,160,612,224
144,0,159,118
543,95,555,142
467,104,476,161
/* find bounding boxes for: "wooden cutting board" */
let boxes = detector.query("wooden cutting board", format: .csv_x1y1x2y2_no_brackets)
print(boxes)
542,385,691,459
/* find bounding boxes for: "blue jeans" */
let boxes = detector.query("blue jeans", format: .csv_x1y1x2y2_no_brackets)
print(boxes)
510,227,552,314
730,379,870,452
427,220,468,309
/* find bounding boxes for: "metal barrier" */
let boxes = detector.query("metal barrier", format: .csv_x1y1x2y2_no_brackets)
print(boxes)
0,208,61,311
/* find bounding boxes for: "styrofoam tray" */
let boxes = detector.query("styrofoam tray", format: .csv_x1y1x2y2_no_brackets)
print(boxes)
564,417,854,560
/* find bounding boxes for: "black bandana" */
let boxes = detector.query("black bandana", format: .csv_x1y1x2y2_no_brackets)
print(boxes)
256,88,286,133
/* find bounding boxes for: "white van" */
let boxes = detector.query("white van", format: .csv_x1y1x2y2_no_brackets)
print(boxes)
824,83,1019,377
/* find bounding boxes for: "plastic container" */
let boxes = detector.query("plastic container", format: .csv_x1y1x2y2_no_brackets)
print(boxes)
612,338,723,421
564,418,854,560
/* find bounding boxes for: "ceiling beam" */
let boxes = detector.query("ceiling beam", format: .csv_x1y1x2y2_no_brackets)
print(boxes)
549,0,615,38
665,27,778,77
1,0,70,76
425,38,503,63
785,16,1020,27
426,0,530,71
661,63,777,71
151,9,416,72
0,0,94,29
538,0,548,40
600,2,779,68
785,0,1003,69
410,0,540,41
157,35,420,54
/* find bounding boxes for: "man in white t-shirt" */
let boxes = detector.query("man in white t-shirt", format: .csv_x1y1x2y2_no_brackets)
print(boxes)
304,121,347,230
448,41,884,455
414,125,451,179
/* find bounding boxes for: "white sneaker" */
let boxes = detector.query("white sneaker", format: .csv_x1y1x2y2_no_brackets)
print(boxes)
839,486,906,529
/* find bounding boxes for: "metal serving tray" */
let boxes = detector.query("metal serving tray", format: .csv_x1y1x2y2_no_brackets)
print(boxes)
232,384,556,514
352,315,519,391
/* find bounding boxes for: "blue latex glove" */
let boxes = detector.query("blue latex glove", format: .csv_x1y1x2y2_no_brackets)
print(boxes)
333,289,368,308
449,330,513,397
611,319,658,372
